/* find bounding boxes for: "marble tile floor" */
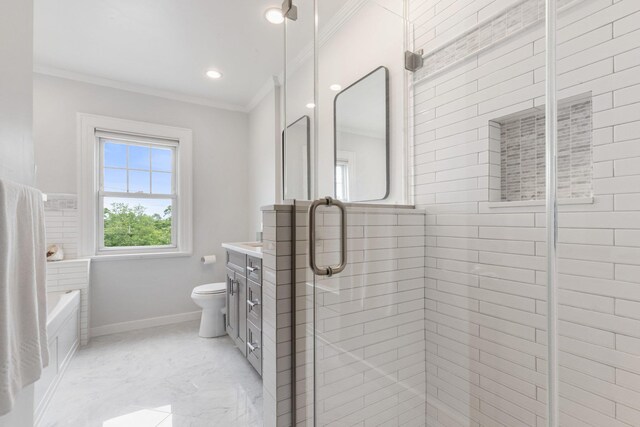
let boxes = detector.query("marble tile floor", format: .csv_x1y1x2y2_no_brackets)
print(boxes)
40,321,262,427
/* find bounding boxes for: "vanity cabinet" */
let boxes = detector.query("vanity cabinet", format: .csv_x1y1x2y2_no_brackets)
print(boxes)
225,268,238,341
225,267,246,356
225,249,262,376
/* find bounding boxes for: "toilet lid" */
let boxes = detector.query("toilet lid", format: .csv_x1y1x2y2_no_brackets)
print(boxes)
193,282,226,295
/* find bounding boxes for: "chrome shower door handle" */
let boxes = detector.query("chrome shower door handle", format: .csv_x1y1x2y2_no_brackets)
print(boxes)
308,196,347,277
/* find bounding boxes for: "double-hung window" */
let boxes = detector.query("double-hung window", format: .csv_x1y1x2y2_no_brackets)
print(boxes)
98,132,177,252
79,114,192,259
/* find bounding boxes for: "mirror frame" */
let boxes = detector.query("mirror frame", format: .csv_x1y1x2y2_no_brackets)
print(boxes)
282,115,311,200
333,66,390,202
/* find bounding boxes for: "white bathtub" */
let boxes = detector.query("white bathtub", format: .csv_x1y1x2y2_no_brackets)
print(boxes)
34,290,81,425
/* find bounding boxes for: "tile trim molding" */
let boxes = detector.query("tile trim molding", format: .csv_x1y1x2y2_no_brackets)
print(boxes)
414,0,580,84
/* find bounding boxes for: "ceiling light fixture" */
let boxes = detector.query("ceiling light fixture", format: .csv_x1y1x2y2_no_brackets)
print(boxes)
265,7,285,24
306,103,316,109
329,84,342,91
206,69,223,79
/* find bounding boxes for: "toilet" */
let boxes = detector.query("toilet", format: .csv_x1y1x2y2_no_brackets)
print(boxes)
191,282,226,338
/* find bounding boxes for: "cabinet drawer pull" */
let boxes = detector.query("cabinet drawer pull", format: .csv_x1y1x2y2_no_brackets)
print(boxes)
247,299,260,308
247,266,260,273
247,342,260,353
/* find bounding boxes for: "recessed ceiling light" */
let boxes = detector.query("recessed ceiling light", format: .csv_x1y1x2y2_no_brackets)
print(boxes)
306,103,316,109
206,70,223,79
265,7,284,24
329,84,342,91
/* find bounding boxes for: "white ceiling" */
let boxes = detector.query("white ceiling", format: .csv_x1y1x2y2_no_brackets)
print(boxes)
34,0,290,111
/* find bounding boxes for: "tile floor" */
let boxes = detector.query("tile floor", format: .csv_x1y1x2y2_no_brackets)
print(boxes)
40,321,262,427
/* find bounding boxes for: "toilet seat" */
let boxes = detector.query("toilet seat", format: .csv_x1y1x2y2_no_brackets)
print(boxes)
193,282,226,295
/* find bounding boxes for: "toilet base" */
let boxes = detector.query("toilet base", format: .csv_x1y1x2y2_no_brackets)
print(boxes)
199,307,226,338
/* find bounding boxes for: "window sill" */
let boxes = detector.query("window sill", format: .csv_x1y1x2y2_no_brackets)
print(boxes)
90,251,192,262
487,197,594,209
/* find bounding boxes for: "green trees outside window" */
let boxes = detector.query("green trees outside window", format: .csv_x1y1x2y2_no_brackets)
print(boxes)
103,202,172,247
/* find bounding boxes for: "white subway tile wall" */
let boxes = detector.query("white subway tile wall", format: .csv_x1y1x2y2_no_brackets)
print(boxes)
263,205,427,426
411,0,640,425
46,259,90,345
44,194,90,345
311,206,427,426
261,206,295,427
44,194,79,260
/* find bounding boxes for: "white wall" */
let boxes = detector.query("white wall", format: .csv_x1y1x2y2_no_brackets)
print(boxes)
317,1,406,203
0,0,34,186
0,0,37,424
248,84,281,238
33,74,250,331
0,0,34,427
410,0,640,425
337,131,387,201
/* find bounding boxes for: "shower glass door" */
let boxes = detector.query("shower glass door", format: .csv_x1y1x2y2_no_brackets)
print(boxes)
288,1,419,425
281,0,640,425
305,200,427,426
553,1,640,425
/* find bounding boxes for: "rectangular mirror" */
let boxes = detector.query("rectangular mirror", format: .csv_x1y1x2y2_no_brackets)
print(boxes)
282,115,310,200
334,66,389,202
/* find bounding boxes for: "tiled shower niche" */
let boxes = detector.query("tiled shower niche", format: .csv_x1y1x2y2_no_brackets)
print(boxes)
493,94,593,202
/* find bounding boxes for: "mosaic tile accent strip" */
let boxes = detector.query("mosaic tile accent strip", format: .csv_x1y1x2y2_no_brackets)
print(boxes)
498,96,592,201
44,193,77,210
414,0,578,82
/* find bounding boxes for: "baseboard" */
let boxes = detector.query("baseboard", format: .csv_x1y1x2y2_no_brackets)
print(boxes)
90,311,201,337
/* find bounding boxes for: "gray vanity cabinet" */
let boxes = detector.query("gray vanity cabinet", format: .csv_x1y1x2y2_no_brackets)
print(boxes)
246,255,262,375
225,250,262,376
225,264,246,356
237,273,247,355
225,267,238,341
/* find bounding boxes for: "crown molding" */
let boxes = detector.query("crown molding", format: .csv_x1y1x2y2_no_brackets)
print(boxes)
318,0,369,47
246,75,281,112
34,65,248,112
281,0,369,84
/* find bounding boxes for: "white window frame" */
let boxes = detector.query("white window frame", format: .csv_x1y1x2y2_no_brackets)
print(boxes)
335,160,350,202
336,150,356,202
78,114,193,260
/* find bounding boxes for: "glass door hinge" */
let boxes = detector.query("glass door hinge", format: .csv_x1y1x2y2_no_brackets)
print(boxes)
405,50,424,72
282,0,298,21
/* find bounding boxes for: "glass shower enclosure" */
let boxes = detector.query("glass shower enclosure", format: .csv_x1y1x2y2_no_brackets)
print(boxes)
282,0,640,426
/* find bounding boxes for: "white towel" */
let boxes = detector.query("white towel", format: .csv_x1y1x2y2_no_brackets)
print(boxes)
0,179,48,416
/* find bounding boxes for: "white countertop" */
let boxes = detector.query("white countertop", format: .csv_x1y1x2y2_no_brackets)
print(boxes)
221,242,263,259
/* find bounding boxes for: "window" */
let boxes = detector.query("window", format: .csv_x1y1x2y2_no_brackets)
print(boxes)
99,134,176,251
79,114,192,259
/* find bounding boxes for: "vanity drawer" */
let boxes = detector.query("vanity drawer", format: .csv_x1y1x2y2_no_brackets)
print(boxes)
246,280,262,328
226,251,246,276
247,256,261,283
246,322,262,376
